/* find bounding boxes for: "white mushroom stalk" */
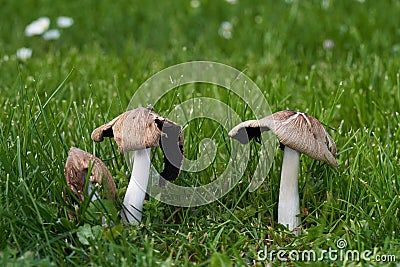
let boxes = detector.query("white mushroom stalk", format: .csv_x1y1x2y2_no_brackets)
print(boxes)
121,148,151,224
91,106,184,225
278,146,300,234
229,110,338,234
87,182,101,202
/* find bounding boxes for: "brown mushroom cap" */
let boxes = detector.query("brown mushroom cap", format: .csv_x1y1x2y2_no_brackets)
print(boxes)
229,110,338,167
91,107,161,153
65,147,116,202
91,106,184,182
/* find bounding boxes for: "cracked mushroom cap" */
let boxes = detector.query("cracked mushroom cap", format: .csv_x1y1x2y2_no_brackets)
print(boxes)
65,147,116,202
228,110,338,167
91,106,184,182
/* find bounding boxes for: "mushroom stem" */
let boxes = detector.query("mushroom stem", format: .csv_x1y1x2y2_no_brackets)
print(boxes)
121,148,151,225
278,146,301,234
87,182,100,202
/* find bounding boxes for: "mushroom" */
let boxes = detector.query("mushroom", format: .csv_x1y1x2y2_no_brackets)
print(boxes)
64,147,116,219
91,106,184,225
228,110,338,234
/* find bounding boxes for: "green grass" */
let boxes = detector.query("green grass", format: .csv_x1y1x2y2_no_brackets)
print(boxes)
1,0,399,266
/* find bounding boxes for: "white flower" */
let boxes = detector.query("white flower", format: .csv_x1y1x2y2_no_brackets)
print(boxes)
16,47,32,61
57,16,74,28
225,0,238,4
321,0,330,10
25,17,50,36
218,21,233,39
323,39,335,50
190,0,200,8
43,29,60,40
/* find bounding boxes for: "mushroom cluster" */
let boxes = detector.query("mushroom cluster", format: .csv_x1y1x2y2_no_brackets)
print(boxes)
229,110,338,234
64,104,337,234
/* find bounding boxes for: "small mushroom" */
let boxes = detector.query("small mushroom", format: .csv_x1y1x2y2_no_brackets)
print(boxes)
91,106,184,225
64,147,116,219
229,110,338,234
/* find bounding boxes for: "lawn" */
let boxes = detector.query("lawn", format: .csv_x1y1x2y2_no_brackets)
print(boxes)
0,0,399,266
